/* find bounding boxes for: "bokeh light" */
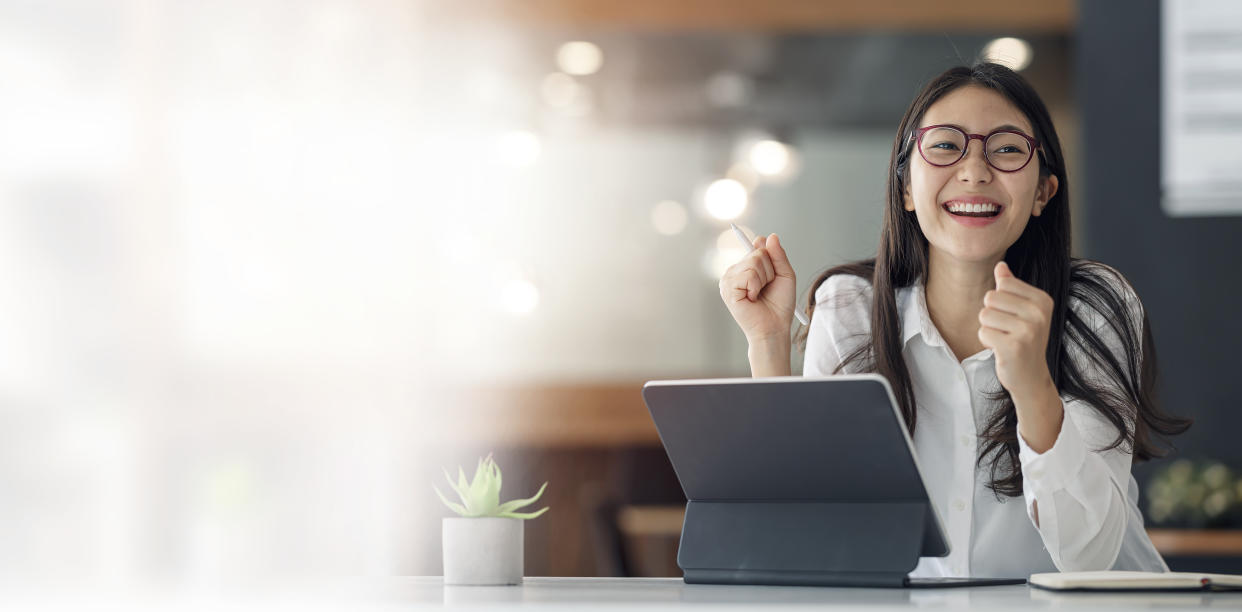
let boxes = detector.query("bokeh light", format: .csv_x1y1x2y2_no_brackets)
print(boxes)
704,178,748,220
982,37,1033,71
556,41,604,76
749,140,792,176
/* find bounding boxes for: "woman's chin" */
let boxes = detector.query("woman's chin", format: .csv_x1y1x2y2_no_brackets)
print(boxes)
932,243,1007,266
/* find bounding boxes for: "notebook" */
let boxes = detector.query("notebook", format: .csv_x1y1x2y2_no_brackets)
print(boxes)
1030,571,1242,592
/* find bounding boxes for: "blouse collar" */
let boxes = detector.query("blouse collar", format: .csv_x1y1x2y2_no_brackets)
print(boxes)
901,275,995,362
900,276,947,350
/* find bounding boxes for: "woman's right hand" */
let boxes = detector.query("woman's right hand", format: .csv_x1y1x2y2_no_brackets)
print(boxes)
718,233,798,344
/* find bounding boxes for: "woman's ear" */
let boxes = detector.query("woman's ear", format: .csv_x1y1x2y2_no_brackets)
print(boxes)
1032,174,1059,216
903,183,915,212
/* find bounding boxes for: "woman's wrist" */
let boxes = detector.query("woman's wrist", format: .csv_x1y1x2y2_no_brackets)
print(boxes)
1014,377,1064,453
747,336,792,377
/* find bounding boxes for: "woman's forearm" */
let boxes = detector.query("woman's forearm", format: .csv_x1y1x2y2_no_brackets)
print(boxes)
1013,377,1064,454
747,337,792,377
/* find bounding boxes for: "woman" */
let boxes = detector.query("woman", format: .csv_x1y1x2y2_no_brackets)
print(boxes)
718,63,1191,578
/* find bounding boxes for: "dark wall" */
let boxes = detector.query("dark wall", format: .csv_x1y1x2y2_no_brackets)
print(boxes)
1078,0,1242,478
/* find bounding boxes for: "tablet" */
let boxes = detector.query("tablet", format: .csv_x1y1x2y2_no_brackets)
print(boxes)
641,374,1024,588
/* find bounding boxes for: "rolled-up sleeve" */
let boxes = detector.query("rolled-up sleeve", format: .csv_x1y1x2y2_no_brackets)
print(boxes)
1017,398,1133,571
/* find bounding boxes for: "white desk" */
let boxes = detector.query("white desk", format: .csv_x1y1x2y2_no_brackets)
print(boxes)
396,577,1242,610
11,577,1240,610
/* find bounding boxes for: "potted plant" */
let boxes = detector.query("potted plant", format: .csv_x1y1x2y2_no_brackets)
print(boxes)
435,453,548,585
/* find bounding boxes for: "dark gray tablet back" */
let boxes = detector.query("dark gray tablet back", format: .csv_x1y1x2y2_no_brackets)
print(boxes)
641,374,950,583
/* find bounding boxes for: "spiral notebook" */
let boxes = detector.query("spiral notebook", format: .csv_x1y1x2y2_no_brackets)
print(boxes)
1030,571,1242,592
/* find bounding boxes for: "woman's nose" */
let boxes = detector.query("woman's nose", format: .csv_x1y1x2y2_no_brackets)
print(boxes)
957,141,993,184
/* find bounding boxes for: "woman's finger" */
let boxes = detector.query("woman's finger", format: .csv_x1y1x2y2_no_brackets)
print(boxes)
978,324,1009,350
743,268,762,301
995,276,1052,307
753,249,775,286
766,234,795,279
983,290,1042,320
722,265,751,302
978,307,1022,333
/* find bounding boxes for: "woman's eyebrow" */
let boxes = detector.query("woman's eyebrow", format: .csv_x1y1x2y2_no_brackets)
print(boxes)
924,122,1032,134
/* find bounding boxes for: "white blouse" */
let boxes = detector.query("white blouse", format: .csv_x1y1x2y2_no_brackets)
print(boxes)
802,270,1168,578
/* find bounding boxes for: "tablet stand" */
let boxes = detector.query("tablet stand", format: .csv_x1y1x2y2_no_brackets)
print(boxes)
678,500,928,587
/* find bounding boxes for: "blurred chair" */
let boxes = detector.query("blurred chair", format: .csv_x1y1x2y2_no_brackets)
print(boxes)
584,446,684,577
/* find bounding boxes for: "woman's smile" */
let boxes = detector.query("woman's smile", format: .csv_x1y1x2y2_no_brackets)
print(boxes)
941,195,1005,227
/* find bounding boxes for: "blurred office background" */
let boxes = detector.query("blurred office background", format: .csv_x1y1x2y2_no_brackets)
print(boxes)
0,0,1239,593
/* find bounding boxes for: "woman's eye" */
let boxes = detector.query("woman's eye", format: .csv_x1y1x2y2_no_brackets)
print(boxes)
930,142,960,150
994,146,1022,154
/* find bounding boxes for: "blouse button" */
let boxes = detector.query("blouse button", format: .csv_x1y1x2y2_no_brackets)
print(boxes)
957,371,965,381
953,499,967,512
960,434,972,447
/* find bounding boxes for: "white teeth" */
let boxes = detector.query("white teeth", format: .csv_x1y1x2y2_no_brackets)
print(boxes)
946,202,999,213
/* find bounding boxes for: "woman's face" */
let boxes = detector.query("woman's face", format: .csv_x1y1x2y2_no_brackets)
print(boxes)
903,85,1058,265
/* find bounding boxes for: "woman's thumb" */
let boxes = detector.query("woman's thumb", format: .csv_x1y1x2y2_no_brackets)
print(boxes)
767,234,795,277
995,260,1013,279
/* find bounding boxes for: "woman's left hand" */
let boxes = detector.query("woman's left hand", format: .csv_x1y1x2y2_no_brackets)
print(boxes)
977,261,1055,401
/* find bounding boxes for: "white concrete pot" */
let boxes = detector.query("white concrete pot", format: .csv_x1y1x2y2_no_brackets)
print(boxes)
442,517,523,585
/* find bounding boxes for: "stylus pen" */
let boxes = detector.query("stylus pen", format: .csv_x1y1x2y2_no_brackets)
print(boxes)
730,223,811,326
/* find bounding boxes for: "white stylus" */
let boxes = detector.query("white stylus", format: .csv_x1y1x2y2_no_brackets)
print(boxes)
730,223,810,326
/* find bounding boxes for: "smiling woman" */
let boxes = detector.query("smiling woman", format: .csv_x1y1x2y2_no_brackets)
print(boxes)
718,62,1193,579
902,84,1059,276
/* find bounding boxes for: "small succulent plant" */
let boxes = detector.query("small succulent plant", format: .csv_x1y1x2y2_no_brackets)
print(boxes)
435,454,548,519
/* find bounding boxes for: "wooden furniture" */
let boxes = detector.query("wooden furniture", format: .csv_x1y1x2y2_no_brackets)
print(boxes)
424,381,662,449
1148,530,1242,557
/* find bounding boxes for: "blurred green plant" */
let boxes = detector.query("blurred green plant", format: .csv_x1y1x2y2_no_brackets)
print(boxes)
435,453,549,519
1147,459,1242,528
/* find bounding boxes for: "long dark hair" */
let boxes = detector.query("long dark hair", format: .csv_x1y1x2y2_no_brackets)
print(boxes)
794,63,1192,498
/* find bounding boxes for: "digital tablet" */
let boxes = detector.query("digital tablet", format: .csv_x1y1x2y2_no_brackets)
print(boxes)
641,374,1024,589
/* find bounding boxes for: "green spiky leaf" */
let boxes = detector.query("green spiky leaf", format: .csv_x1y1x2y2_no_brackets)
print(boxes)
497,482,547,514
499,507,549,520
443,468,468,500
434,485,468,516
433,454,550,520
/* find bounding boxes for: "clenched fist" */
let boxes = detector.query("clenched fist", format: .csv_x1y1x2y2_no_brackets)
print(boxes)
718,233,798,344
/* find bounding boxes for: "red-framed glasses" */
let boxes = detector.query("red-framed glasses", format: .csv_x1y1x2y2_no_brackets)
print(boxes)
912,124,1042,173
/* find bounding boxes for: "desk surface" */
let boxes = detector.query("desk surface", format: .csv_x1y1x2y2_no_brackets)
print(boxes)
398,577,1241,610
11,577,1241,610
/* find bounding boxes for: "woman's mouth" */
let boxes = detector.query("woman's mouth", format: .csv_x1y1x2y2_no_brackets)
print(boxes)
942,201,1003,226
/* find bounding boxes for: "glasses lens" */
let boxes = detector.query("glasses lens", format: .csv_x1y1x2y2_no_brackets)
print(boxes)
986,131,1034,171
920,128,966,166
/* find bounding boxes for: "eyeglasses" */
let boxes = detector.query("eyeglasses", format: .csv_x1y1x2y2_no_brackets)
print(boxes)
911,124,1042,173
